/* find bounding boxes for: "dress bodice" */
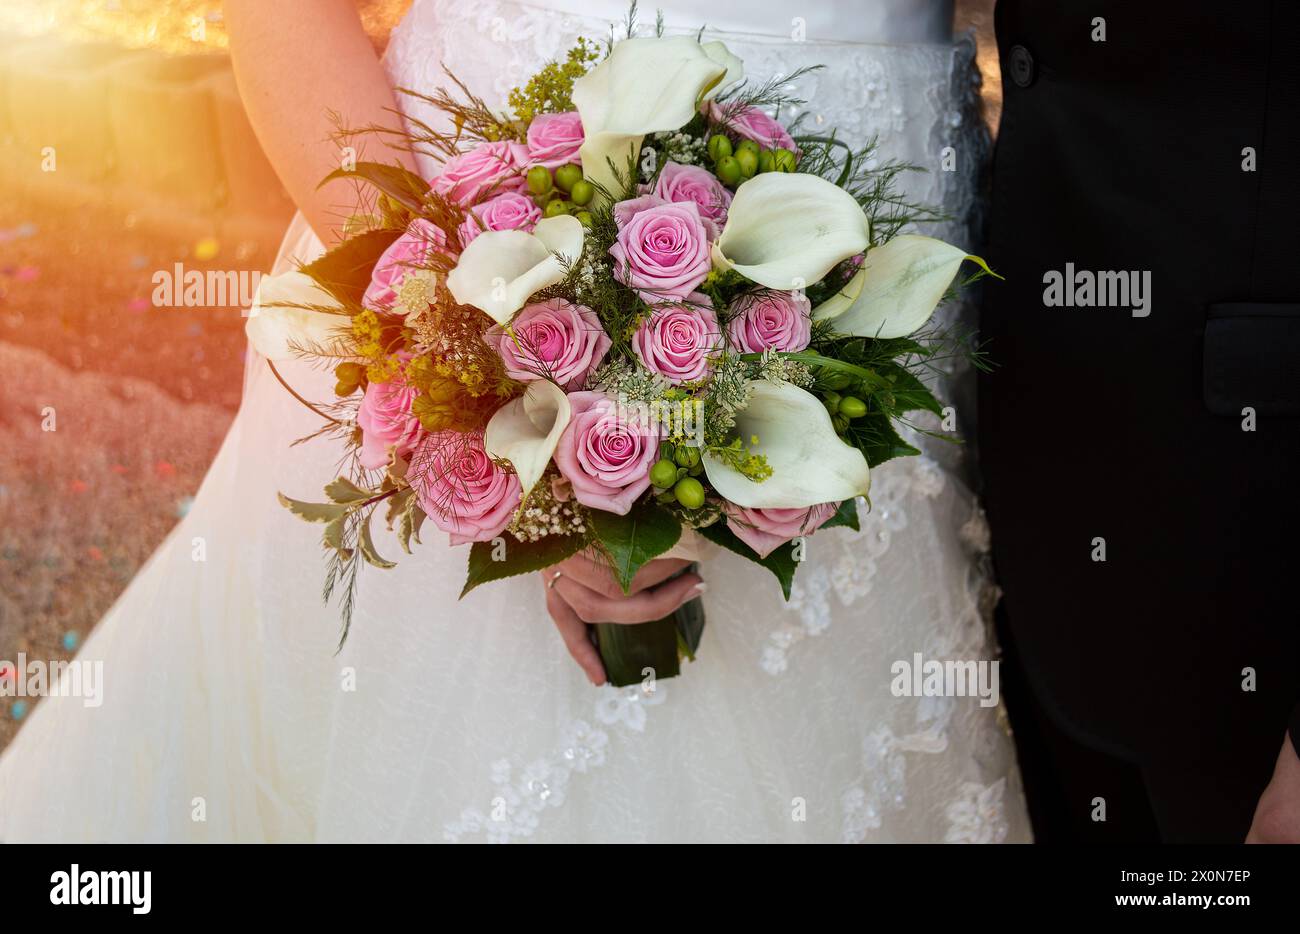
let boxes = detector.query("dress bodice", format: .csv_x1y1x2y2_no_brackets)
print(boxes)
453,0,957,45
384,0,984,237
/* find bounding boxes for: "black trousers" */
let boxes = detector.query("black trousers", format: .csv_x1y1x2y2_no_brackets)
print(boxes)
996,606,1270,844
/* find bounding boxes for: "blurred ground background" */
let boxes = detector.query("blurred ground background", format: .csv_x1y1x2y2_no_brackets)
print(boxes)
0,0,998,750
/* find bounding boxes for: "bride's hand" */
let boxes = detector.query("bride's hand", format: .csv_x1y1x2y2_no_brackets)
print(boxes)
542,554,704,685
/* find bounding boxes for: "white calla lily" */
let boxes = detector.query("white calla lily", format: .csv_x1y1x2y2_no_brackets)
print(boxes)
711,173,871,290
446,215,584,325
245,270,347,361
812,235,971,338
700,41,744,100
572,36,728,198
483,379,572,497
702,381,870,509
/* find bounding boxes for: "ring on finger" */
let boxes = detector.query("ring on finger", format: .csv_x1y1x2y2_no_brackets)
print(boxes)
546,570,563,590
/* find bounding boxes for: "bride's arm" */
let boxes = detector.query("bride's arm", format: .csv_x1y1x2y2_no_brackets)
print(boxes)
225,0,417,242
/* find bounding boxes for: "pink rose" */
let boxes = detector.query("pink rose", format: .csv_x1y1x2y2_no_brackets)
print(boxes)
609,195,713,303
553,391,663,515
484,298,611,389
725,502,837,558
708,101,800,155
410,431,521,545
653,161,732,227
631,294,721,384
356,369,425,470
431,140,529,205
526,111,584,169
726,290,812,353
458,191,542,248
363,219,447,314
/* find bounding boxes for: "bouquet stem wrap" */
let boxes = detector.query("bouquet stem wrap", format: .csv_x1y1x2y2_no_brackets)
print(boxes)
594,563,705,687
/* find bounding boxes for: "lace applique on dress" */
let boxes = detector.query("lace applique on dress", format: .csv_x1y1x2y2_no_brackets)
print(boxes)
443,720,609,843
444,683,662,842
841,723,950,843
594,680,667,732
944,779,1010,844
762,455,947,675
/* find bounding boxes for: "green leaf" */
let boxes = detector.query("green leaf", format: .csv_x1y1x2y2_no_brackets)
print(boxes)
300,228,402,307
409,505,426,546
875,364,943,417
323,514,348,552
821,498,860,532
319,161,430,215
277,492,348,524
869,336,932,359
793,133,856,188
697,521,799,600
378,195,410,229
594,618,680,688
844,413,921,468
674,587,707,660
821,335,931,364
325,476,372,504
357,513,396,569
588,501,682,594
397,497,427,556
742,349,878,384
383,487,415,527
460,532,588,598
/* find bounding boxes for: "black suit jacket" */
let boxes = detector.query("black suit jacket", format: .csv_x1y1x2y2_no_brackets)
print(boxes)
978,0,1300,776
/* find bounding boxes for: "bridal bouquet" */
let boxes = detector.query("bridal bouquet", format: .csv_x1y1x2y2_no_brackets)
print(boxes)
248,17,993,685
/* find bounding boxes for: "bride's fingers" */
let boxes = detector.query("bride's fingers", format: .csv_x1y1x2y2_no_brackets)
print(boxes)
552,554,621,595
627,558,693,594
560,553,690,596
553,570,703,625
544,584,606,685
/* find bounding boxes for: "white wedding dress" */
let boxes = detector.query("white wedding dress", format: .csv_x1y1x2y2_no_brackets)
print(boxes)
0,0,1030,843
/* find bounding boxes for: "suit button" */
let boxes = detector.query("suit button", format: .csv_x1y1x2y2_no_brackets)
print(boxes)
1007,44,1035,88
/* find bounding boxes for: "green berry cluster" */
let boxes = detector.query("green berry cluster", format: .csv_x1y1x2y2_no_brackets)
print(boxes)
819,370,870,435
648,441,707,510
527,163,594,226
333,361,368,397
706,135,796,188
